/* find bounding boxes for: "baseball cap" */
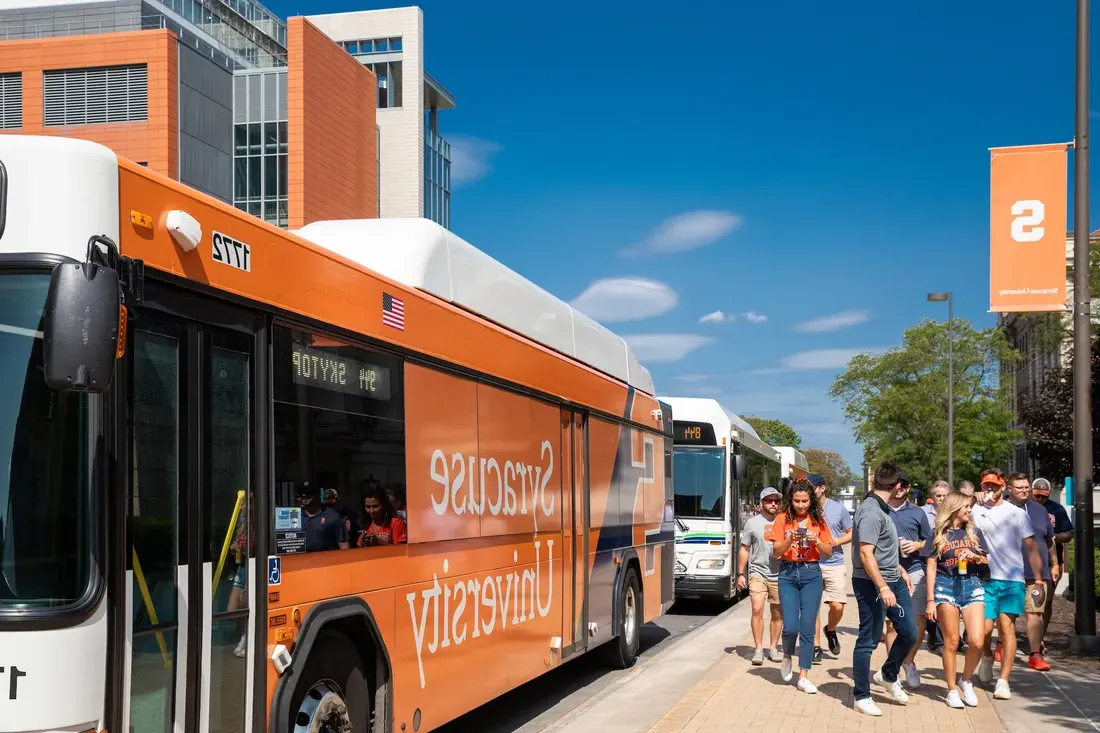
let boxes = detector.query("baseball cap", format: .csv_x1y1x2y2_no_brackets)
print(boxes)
807,473,826,487
760,486,782,501
980,471,1005,487
296,480,315,495
323,488,339,502
898,469,910,487
1032,478,1052,495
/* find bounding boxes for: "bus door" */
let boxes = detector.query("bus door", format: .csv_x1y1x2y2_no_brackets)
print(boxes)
118,292,263,733
561,409,589,659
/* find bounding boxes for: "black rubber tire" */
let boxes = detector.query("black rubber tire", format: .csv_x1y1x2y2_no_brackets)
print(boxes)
599,565,642,669
289,629,372,732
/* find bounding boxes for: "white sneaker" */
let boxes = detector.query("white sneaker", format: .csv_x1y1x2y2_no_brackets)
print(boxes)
232,634,247,659
958,679,979,707
994,679,1012,700
797,677,818,694
854,697,883,716
977,655,994,683
751,648,764,666
780,656,793,682
768,647,783,663
946,689,965,709
902,662,920,688
873,670,909,704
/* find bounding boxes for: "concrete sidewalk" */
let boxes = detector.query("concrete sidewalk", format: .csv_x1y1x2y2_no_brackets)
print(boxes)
645,589,1004,733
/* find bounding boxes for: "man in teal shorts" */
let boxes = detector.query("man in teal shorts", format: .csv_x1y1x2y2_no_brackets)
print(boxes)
971,468,1045,701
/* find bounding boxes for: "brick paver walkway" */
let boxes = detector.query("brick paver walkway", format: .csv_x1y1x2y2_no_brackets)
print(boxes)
648,593,1006,733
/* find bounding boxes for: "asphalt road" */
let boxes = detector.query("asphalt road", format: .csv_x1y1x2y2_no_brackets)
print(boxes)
433,597,737,733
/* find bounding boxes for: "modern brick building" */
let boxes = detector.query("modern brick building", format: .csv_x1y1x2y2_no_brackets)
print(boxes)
0,0,451,229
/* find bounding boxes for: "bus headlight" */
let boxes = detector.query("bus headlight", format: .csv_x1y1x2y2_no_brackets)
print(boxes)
696,559,726,569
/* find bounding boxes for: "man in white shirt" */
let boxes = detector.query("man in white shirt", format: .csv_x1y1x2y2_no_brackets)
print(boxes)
971,468,1045,701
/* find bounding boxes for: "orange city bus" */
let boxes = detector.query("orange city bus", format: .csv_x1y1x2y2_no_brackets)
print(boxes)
0,136,676,733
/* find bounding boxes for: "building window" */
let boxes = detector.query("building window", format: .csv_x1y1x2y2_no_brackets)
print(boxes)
233,71,288,227
43,64,148,126
424,127,451,229
0,73,22,130
342,37,402,57
365,60,402,109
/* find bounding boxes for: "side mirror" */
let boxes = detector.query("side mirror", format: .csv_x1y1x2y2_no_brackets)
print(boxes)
733,454,747,481
42,261,122,392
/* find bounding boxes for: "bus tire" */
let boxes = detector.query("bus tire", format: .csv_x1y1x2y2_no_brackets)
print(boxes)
600,564,642,669
290,629,372,733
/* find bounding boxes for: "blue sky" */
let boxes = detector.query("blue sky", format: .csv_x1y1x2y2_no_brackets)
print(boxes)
275,0,1094,469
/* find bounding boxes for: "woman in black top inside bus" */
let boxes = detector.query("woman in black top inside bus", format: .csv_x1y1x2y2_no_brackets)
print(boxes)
926,490,989,709
358,483,409,547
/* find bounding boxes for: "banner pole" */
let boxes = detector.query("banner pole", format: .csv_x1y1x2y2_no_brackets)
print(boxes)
1070,0,1098,654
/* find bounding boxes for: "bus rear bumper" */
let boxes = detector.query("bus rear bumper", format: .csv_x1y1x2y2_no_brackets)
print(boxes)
674,573,731,600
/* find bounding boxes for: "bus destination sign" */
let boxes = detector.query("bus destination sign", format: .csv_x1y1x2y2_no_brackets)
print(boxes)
673,420,717,446
291,344,391,400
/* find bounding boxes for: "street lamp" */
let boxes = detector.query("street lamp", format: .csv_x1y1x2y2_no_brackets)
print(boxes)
927,292,954,486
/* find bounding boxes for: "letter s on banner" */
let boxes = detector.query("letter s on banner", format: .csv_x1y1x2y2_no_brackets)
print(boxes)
989,143,1068,313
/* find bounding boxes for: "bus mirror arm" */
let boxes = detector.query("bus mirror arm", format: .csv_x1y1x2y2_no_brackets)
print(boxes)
41,235,143,393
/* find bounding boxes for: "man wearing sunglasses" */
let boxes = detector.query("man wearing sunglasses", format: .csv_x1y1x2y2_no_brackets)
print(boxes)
738,487,784,665
971,468,1045,700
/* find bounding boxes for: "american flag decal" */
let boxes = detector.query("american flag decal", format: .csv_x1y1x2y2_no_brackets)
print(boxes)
382,292,405,331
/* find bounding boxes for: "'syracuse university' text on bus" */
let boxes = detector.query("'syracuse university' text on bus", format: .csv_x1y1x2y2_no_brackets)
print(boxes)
658,397,783,601
0,136,676,733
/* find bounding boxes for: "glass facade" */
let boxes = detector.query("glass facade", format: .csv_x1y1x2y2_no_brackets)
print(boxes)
424,126,450,229
233,70,288,227
361,60,402,109
150,0,286,67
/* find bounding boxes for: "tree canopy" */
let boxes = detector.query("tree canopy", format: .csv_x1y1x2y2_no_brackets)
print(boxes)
743,416,801,448
829,318,1019,489
1018,337,1100,481
804,447,854,491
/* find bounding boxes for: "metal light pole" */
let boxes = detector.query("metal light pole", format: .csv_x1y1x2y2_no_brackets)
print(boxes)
1070,0,1098,653
928,292,954,486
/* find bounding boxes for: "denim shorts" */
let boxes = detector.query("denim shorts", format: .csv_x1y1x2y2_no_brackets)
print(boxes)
933,574,984,610
233,565,247,590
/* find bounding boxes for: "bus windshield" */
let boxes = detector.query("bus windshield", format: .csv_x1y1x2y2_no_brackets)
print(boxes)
0,273,91,611
672,447,725,518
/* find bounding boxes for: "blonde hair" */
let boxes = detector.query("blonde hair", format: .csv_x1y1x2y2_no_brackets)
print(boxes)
932,490,979,557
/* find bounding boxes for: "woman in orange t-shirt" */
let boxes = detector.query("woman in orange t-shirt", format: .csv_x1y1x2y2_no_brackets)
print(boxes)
765,478,834,693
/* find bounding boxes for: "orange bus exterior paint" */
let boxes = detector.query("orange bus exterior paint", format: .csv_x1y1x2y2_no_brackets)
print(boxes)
111,156,676,732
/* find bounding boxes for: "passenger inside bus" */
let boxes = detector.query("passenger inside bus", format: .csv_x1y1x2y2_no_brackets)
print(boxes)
357,483,408,547
298,481,350,552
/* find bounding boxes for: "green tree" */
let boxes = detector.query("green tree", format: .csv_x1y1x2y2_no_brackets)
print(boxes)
1018,337,1100,481
743,416,801,448
829,318,1019,489
804,447,854,491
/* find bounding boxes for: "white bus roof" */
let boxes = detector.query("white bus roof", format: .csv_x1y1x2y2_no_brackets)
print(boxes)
776,446,809,472
294,218,655,395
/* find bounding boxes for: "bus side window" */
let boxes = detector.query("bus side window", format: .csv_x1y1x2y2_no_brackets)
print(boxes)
270,325,407,555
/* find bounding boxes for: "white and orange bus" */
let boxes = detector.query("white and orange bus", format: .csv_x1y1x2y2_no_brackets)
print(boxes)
0,135,676,733
777,447,810,482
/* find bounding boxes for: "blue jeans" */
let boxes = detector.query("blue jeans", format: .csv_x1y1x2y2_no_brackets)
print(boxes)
777,561,823,671
852,576,917,701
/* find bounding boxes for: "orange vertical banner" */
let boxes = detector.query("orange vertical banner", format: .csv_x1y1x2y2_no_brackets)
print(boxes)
989,143,1069,312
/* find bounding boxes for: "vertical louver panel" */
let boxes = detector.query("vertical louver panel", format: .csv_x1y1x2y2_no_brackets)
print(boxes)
42,65,148,126
0,73,22,129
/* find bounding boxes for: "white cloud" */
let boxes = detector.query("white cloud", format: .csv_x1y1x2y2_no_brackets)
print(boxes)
618,210,743,258
698,309,767,325
624,334,716,363
675,373,715,382
780,347,886,370
795,309,870,333
570,278,678,323
742,310,767,324
448,135,503,187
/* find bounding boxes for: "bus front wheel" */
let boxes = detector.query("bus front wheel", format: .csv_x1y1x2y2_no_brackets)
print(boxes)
291,629,372,733
600,565,642,669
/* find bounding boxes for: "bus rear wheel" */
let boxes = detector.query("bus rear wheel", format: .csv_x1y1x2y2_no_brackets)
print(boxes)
291,630,371,733
600,565,642,669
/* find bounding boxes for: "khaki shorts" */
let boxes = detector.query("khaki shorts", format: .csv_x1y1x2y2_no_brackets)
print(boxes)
820,563,848,604
1025,581,1051,614
749,575,780,605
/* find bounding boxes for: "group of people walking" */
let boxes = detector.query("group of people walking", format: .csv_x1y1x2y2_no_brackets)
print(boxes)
736,462,1072,715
